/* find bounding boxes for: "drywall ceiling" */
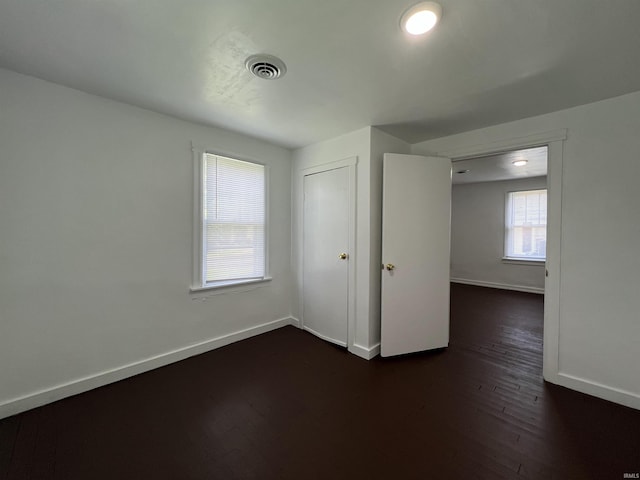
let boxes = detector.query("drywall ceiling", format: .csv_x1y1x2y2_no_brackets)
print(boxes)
1,1,640,149
452,146,547,185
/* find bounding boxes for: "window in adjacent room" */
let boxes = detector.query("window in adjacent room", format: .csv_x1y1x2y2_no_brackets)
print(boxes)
504,189,547,261
195,153,267,289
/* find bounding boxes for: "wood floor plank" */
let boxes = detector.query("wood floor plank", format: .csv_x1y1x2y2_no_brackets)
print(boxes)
0,415,20,480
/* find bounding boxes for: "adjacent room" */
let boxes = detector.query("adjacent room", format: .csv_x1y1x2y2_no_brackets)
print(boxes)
1,1,639,478
450,146,548,294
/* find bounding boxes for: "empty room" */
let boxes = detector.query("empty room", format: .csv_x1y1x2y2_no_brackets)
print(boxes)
1,1,639,479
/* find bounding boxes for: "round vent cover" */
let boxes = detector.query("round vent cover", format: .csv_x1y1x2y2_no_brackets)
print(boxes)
245,54,287,80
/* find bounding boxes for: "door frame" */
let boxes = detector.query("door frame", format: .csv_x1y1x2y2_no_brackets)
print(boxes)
436,129,566,383
299,156,357,350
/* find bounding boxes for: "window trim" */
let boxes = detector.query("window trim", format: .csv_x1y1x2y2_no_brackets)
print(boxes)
190,143,270,292
504,188,547,262
501,257,545,266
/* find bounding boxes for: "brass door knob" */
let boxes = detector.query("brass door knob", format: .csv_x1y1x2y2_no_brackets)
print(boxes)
385,263,395,271
338,253,348,260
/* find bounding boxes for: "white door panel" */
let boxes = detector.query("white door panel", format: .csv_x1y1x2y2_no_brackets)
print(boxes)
381,154,452,357
303,167,350,346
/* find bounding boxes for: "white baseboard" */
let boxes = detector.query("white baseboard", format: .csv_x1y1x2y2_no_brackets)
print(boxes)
296,318,378,360
350,342,381,360
545,371,640,411
0,316,295,420
289,316,301,328
451,277,544,295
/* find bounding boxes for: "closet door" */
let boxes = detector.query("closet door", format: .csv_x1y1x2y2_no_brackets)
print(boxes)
302,166,351,346
381,154,452,357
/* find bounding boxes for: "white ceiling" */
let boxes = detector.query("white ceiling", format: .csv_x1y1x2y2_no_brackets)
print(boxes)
452,146,547,185
1,1,640,149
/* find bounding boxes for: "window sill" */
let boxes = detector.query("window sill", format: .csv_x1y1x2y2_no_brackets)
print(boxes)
501,257,545,266
190,276,272,293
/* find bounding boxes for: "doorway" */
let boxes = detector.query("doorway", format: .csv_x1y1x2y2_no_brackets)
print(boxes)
449,145,549,294
437,130,565,382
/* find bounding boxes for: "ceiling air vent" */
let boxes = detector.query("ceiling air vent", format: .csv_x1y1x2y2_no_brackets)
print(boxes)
245,54,287,80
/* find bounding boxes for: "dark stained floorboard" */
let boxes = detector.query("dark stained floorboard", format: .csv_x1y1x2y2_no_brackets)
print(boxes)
1,283,639,479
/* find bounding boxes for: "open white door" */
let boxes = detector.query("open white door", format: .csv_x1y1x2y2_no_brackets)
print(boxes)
381,154,452,357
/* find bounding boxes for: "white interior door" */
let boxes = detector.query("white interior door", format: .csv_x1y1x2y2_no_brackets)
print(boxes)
381,153,452,357
303,167,350,346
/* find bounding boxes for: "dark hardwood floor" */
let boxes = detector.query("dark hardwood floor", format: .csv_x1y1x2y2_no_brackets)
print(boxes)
1,284,639,479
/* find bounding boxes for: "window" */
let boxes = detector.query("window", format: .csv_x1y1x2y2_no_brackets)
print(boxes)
196,153,267,288
505,189,547,261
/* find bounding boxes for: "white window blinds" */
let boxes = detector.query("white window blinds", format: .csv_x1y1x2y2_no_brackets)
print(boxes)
505,189,547,260
202,154,265,285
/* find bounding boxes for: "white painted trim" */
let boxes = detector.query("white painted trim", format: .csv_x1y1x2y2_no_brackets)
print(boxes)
191,142,204,288
451,278,544,295
542,140,563,383
546,372,640,411
501,258,545,266
300,156,358,176
440,129,568,160
189,276,273,293
0,317,294,420
303,326,347,348
289,316,301,328
350,343,381,360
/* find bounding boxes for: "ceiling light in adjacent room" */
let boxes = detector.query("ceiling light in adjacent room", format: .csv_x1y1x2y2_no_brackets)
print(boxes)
512,159,528,167
401,2,442,35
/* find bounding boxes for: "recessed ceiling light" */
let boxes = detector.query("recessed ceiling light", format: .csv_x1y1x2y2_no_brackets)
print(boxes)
401,2,442,35
512,160,528,167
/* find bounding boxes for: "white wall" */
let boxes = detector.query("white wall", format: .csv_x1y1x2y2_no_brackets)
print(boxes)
0,68,293,418
412,91,640,409
451,176,546,293
4,65,637,416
